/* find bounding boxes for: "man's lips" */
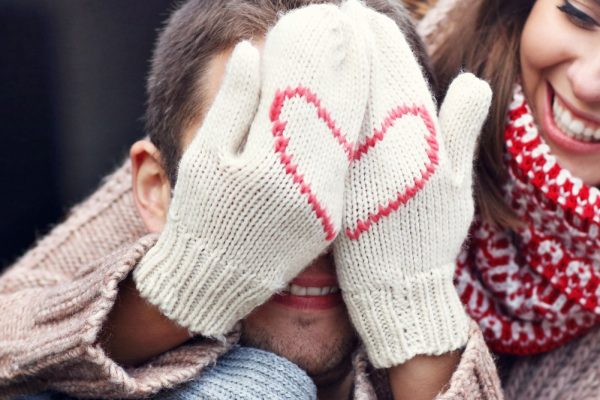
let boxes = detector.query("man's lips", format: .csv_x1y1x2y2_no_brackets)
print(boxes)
271,291,343,310
289,273,339,288
270,265,342,310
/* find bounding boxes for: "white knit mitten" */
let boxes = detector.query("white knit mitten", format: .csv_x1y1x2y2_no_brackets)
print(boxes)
133,4,369,337
334,1,492,368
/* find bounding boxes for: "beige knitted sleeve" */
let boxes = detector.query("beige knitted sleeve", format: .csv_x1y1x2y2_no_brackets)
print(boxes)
435,321,504,400
503,325,600,400
0,163,237,399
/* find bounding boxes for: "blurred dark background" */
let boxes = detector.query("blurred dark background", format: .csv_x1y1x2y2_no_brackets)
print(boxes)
0,0,175,270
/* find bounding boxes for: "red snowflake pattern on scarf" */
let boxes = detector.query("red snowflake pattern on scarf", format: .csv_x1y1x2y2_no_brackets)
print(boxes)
455,85,600,355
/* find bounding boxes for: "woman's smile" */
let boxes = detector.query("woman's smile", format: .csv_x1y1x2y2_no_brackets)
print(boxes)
544,82,600,153
520,0,600,185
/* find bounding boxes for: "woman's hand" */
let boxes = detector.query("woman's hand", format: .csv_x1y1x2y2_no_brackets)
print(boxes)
132,4,370,338
334,0,491,391
388,352,462,400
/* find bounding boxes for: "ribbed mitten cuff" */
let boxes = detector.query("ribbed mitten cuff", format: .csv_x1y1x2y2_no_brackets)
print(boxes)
344,263,469,368
133,226,271,338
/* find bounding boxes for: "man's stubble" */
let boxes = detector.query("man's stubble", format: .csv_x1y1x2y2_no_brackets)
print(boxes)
240,311,357,383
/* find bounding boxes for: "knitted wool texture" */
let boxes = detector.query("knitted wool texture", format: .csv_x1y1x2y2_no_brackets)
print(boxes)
154,347,317,400
416,0,461,54
0,163,239,399
503,323,600,400
133,4,369,337
333,0,492,368
18,347,317,400
455,84,600,355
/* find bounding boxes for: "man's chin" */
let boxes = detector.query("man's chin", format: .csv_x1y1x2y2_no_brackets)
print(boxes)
240,328,356,378
240,300,357,378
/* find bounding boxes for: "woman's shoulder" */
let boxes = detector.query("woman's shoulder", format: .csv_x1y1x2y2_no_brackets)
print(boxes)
502,326,600,400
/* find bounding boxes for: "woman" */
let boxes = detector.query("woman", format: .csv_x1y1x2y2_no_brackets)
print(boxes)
418,0,600,397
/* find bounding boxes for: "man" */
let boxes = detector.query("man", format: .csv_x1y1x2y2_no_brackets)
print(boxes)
0,1,500,399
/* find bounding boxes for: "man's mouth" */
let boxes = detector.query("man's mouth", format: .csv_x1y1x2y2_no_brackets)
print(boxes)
282,283,340,296
544,83,600,153
270,263,343,310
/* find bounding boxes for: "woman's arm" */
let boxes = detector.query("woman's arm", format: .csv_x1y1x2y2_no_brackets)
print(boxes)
0,163,236,399
99,274,191,366
388,352,460,400
388,321,503,400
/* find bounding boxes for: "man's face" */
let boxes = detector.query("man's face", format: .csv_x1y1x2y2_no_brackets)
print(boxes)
181,47,357,383
241,254,357,383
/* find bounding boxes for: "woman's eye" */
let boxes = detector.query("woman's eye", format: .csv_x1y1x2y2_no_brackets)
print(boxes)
558,0,600,30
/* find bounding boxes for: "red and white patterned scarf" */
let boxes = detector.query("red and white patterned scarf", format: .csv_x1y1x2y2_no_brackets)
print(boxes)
455,84,600,355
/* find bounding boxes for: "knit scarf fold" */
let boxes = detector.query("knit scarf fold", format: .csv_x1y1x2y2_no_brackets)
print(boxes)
455,84,600,355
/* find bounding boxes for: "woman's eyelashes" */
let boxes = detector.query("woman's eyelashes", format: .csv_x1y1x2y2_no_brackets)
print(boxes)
558,0,600,29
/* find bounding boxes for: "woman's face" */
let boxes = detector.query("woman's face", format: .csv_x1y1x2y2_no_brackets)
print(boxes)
520,0,600,186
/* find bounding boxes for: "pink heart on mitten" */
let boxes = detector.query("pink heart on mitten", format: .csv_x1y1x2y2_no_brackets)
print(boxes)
345,105,439,240
270,87,439,242
270,86,355,241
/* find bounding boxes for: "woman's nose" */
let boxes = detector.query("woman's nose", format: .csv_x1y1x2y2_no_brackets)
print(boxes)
567,51,600,104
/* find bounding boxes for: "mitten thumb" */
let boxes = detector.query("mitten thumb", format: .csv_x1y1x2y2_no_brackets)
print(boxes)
439,72,492,187
190,40,261,155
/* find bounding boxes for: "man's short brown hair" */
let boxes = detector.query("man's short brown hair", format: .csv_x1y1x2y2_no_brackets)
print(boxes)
145,0,434,184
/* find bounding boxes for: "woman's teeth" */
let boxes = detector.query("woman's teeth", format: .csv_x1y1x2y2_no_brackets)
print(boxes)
552,97,600,142
283,284,340,296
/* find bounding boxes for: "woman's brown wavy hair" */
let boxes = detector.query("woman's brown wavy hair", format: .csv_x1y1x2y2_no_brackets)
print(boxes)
431,0,535,228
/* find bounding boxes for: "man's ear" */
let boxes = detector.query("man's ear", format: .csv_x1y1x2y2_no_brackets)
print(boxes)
130,140,172,233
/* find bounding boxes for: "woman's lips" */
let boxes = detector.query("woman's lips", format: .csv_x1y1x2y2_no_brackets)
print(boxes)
543,82,600,154
554,88,600,126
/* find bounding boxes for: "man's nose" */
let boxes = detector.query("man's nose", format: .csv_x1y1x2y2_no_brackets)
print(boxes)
567,51,600,104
